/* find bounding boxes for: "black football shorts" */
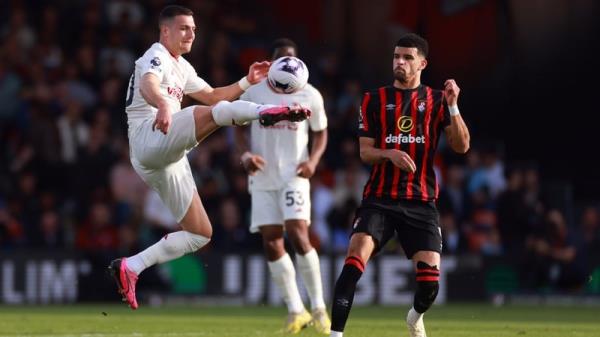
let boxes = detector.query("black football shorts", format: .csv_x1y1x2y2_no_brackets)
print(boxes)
350,198,442,258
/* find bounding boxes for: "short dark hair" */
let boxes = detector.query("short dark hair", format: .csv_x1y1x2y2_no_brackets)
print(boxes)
159,5,193,26
396,33,429,57
270,38,298,58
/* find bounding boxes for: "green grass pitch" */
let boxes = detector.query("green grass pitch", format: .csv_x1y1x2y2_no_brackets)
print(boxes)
0,303,599,336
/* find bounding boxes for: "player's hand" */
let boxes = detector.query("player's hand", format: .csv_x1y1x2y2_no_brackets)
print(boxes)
241,152,266,175
247,61,271,84
444,79,460,106
152,106,172,134
385,149,416,173
296,161,317,178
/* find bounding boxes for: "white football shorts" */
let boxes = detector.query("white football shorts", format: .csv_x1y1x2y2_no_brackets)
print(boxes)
129,106,198,222
250,177,311,233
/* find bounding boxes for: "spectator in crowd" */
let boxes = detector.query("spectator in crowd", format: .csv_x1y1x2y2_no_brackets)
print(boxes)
496,165,538,256
524,209,587,292
463,186,502,255
76,201,119,252
438,163,467,222
35,209,64,248
439,209,466,254
578,205,600,254
0,53,23,122
211,196,254,251
466,144,506,199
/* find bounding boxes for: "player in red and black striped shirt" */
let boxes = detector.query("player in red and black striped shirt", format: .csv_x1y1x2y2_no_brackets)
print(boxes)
330,33,470,337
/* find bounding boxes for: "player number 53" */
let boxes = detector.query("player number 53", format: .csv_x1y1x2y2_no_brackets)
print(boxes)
285,190,305,206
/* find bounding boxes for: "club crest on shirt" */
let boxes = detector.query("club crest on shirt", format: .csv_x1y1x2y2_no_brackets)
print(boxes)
150,57,162,72
151,57,161,67
418,100,426,112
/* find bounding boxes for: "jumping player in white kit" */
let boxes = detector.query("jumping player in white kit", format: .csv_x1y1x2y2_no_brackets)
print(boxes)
107,6,310,310
237,39,330,334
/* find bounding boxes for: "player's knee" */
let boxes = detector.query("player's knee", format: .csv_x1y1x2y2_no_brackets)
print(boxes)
262,237,285,259
186,224,212,238
185,232,211,252
413,261,440,313
162,231,210,255
288,232,312,255
335,256,366,294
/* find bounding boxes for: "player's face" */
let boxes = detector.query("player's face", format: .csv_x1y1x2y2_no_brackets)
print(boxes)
393,47,427,83
164,15,196,55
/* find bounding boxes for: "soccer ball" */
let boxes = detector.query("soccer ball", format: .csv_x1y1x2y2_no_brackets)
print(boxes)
267,56,309,94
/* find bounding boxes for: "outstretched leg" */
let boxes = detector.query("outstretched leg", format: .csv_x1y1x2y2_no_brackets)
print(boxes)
209,100,311,129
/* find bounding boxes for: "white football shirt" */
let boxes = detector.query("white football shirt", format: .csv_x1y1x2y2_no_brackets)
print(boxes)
241,80,327,190
125,42,208,131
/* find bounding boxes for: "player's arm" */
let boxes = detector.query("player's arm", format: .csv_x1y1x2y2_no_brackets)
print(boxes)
359,137,415,173
443,79,470,154
297,129,328,178
235,126,265,176
357,91,414,172
140,73,172,134
188,61,270,105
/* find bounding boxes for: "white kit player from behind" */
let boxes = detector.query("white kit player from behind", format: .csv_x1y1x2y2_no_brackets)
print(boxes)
108,6,310,310
236,39,330,334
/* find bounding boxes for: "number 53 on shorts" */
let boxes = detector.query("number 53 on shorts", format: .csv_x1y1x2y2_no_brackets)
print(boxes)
249,178,312,232
281,179,311,221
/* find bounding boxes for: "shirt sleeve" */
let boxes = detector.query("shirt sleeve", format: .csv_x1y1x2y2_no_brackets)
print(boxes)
183,62,208,94
138,51,168,82
358,92,376,138
308,87,327,131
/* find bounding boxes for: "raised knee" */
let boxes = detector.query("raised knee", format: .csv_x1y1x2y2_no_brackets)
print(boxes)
187,225,212,239
413,261,440,313
186,232,211,251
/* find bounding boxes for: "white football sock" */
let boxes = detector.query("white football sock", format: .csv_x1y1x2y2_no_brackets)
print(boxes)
211,100,267,126
407,307,424,325
330,331,343,337
127,231,210,275
268,253,305,314
296,249,326,310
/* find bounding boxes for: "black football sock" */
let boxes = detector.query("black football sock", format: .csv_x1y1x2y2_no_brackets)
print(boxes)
330,256,365,332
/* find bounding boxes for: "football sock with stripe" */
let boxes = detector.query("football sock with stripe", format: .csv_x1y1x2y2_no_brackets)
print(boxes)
330,256,365,333
413,261,440,313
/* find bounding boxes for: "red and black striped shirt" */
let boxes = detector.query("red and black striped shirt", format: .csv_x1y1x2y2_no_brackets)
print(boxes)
358,84,451,202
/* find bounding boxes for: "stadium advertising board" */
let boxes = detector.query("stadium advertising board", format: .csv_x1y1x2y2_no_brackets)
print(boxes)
8,251,599,305
0,252,464,305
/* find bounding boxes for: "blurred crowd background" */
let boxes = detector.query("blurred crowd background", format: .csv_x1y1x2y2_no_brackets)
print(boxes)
1,0,599,294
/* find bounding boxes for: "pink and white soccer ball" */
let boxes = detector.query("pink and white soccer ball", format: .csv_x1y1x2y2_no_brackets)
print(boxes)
267,56,309,94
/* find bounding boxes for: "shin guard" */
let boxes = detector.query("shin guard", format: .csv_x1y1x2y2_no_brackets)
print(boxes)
413,261,440,313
